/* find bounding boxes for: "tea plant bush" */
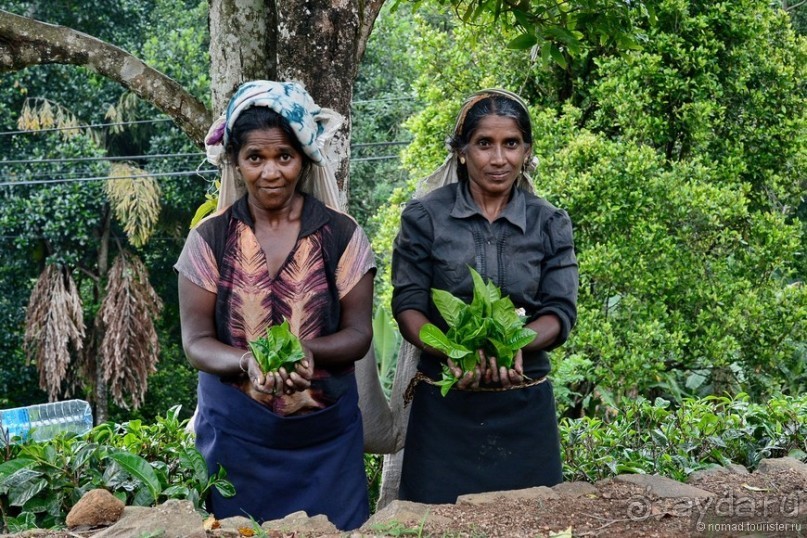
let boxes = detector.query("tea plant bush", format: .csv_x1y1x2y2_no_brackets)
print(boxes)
0,406,233,533
371,1,807,416
561,393,807,482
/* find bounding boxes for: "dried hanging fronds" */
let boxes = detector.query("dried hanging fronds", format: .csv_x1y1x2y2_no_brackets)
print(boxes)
98,251,163,409
23,265,86,401
105,92,141,134
104,163,162,248
17,98,82,139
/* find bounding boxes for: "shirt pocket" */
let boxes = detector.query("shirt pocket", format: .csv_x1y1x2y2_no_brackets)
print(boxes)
505,246,544,305
431,232,476,293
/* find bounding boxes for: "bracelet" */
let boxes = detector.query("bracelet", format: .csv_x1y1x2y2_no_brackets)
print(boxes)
239,352,251,373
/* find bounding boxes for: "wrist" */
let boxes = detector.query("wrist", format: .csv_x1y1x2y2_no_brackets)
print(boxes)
239,352,251,374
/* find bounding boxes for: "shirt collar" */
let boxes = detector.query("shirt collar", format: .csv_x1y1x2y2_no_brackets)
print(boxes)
231,193,330,237
450,181,528,233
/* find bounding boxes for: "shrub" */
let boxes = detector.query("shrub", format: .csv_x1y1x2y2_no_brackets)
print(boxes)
561,392,807,482
0,406,233,533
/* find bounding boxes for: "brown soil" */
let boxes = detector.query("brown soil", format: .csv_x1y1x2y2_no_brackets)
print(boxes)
9,469,807,537
416,469,807,537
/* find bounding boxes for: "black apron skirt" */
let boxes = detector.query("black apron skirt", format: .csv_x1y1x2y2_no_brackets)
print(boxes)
399,378,562,504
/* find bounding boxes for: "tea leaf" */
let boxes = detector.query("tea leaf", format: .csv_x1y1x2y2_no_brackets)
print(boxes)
421,324,473,359
108,451,162,503
432,289,467,326
420,267,537,395
247,319,305,373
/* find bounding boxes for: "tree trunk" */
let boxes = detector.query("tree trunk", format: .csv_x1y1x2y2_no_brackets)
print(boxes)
208,0,385,192
94,207,112,424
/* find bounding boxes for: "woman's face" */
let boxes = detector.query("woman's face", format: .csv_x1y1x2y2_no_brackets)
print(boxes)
462,115,530,198
236,127,305,211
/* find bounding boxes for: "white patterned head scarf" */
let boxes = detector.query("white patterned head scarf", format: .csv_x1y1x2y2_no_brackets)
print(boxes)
204,80,344,211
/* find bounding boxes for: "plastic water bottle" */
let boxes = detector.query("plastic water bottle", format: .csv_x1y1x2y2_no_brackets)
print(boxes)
0,399,93,444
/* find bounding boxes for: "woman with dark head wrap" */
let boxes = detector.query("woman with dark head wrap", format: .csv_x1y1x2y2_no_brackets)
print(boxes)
390,89,579,503
176,81,374,529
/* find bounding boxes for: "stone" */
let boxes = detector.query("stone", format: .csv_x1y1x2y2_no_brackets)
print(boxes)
457,486,559,506
614,474,716,498
65,488,125,528
755,456,807,477
262,510,338,534
93,499,205,538
361,499,452,532
687,463,749,483
552,481,599,498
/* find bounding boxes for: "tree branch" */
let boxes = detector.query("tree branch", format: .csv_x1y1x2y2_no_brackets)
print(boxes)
0,9,212,146
783,0,807,11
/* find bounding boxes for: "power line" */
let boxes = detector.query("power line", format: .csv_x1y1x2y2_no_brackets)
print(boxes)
0,169,217,187
352,141,410,149
0,118,173,137
0,156,401,187
351,155,400,162
1,99,417,137
351,97,416,105
0,143,407,167
0,152,204,166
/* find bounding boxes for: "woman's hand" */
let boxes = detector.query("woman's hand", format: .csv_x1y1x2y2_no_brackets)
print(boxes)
448,357,484,390
451,348,525,390
246,347,314,397
277,347,314,394
485,349,525,388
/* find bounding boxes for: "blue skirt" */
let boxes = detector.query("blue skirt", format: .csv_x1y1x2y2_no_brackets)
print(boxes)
399,378,562,504
195,371,369,530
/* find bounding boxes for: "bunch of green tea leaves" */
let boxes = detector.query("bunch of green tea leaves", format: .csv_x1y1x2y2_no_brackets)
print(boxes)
419,267,537,395
247,320,305,374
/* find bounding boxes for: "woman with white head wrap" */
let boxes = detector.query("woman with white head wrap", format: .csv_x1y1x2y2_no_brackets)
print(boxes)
176,81,376,529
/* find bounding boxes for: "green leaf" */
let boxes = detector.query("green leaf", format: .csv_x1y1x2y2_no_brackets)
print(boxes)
5,512,36,533
162,485,190,499
420,324,472,359
436,364,459,396
512,9,532,30
507,327,537,351
179,447,208,486
248,319,305,373
432,288,467,326
488,337,514,366
544,25,582,56
190,196,218,229
132,486,155,507
108,451,162,503
19,494,56,514
211,467,236,498
9,478,47,507
507,33,538,50
373,308,400,389
549,44,567,69
0,459,40,493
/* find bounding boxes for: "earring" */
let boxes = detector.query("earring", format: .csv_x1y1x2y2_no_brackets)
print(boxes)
459,157,466,165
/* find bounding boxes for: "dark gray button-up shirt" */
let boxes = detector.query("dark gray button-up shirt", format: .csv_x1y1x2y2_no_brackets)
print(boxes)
392,182,578,378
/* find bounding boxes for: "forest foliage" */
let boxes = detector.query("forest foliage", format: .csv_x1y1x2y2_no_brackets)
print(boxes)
0,0,805,426
372,0,807,416
0,0,805,532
